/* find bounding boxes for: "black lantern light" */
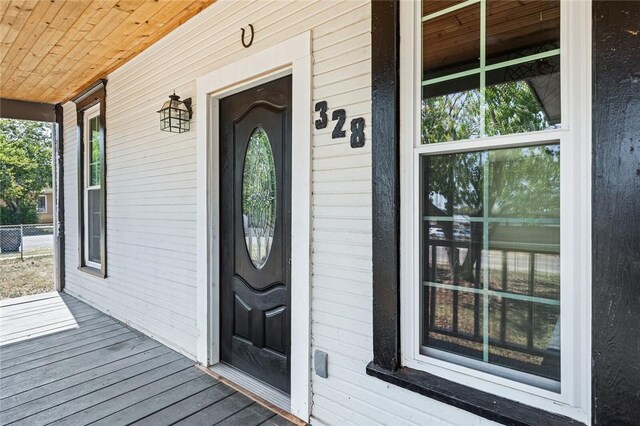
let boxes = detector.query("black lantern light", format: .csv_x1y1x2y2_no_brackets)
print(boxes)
158,92,192,133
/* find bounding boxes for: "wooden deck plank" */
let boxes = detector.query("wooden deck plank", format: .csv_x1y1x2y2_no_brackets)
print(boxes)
0,304,98,331
50,367,208,425
0,330,140,377
91,376,224,425
0,297,96,319
217,402,278,426
0,321,124,361
0,336,161,395
0,351,183,424
6,358,193,425
0,292,58,307
130,381,235,426
0,292,292,426
0,312,106,345
0,316,116,356
173,392,255,426
261,415,298,426
0,346,172,412
0,298,100,323
0,325,131,369
0,296,78,315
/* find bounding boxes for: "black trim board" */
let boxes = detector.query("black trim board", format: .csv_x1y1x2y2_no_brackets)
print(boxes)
367,362,581,426
0,98,56,122
592,1,640,424
74,80,107,279
54,104,65,291
371,0,401,373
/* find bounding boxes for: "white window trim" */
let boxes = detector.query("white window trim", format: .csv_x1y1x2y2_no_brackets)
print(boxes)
84,104,101,270
37,195,47,213
399,0,591,422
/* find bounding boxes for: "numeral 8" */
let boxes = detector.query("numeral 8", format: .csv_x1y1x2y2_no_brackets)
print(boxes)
350,117,365,148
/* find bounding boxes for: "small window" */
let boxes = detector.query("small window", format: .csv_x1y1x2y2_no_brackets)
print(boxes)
84,109,102,267
74,80,106,277
36,195,47,213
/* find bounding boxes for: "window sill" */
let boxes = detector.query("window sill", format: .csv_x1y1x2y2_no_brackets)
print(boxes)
366,361,583,426
78,265,106,279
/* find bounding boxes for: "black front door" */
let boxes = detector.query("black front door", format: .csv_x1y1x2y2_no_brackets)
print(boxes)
219,76,292,394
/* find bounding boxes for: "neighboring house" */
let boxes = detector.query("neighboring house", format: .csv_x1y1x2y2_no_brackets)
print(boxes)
36,189,53,224
0,1,638,425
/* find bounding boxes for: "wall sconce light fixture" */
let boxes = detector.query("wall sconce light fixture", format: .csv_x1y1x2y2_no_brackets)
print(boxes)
158,92,192,133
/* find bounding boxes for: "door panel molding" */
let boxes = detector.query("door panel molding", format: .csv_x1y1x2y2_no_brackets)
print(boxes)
195,32,311,420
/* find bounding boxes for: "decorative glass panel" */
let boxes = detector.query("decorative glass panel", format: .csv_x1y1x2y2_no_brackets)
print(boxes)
421,0,561,144
242,128,276,269
421,143,561,388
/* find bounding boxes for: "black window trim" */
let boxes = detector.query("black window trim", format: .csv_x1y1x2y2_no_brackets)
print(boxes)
368,2,580,424
73,79,107,278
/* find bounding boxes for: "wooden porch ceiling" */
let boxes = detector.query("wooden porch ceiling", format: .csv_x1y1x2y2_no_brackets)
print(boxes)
0,0,215,104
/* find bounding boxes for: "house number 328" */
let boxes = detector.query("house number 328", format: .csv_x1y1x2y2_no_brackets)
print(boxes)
314,101,365,148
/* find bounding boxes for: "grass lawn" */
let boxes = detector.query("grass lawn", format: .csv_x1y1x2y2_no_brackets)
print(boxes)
0,256,54,300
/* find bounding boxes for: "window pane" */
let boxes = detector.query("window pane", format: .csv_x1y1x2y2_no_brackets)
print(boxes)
422,3,480,80
422,0,467,18
37,196,46,212
421,143,560,387
422,74,482,144
485,56,561,135
486,0,560,65
87,188,101,264
89,116,101,186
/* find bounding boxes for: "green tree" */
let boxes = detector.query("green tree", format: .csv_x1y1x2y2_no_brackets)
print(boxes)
0,119,52,225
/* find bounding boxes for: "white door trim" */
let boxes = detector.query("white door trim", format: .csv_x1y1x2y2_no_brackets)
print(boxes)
195,32,312,421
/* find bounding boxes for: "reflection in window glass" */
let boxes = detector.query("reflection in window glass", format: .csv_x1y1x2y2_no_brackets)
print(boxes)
486,0,560,65
87,188,101,264
421,0,561,144
422,3,480,80
421,144,560,387
422,75,482,144
89,116,101,186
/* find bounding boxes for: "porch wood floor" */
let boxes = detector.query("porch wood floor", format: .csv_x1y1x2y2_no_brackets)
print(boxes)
0,292,294,426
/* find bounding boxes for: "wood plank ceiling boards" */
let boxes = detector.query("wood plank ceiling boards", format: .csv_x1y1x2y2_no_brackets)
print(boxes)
0,0,215,104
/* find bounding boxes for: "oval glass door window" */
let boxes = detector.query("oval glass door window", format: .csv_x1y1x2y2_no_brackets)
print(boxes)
242,127,276,269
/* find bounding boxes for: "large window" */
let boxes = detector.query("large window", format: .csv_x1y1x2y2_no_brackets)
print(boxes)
400,0,590,421
74,80,106,277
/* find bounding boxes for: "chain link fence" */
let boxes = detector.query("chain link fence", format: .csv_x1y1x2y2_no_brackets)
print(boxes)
0,224,54,260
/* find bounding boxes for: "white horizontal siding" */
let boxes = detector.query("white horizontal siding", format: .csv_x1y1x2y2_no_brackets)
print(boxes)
61,0,497,424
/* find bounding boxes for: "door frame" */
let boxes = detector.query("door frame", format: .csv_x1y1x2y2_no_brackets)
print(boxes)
195,32,311,421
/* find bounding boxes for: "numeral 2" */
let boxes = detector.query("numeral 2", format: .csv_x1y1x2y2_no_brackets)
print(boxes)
332,109,346,139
